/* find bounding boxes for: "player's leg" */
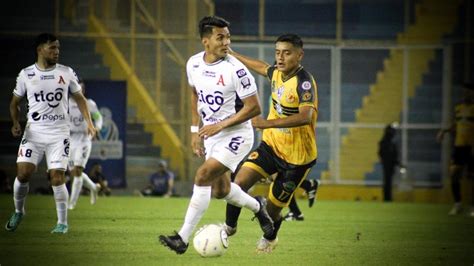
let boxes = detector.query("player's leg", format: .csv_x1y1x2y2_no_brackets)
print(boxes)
219,166,271,236
5,137,41,232
47,136,70,233
49,169,69,233
68,165,83,209
284,197,304,221
300,178,320,207
159,158,228,254
257,164,313,253
449,164,464,215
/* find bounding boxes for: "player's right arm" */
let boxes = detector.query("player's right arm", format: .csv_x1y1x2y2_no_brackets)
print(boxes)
229,48,270,77
191,88,204,158
10,95,22,137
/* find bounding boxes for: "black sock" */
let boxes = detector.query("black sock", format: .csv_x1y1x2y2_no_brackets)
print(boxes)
288,197,301,216
225,203,242,228
452,179,461,202
265,217,283,241
300,179,311,191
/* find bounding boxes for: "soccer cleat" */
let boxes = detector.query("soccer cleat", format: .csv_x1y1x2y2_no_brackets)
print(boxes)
307,179,320,208
51,224,68,234
90,184,100,205
5,212,23,232
283,212,304,221
159,232,188,254
256,237,278,253
68,203,75,210
253,196,274,237
448,202,462,216
223,223,237,237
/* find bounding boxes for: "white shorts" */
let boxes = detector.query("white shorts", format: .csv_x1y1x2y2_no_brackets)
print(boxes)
204,126,254,172
16,129,70,171
69,134,92,168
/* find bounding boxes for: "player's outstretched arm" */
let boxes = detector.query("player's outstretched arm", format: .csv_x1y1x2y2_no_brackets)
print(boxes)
229,48,270,77
72,92,96,137
9,95,23,137
252,106,315,129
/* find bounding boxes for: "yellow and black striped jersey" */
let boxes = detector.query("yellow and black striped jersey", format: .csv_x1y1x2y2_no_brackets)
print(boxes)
454,103,474,146
262,65,318,165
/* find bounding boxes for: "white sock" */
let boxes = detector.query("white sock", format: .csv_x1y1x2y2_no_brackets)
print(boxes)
52,184,69,225
69,176,83,207
224,183,260,213
81,172,97,191
178,185,211,243
13,178,29,214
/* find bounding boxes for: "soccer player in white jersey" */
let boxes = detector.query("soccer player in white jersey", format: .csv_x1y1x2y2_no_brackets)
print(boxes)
159,16,274,254
5,33,96,234
68,78,103,210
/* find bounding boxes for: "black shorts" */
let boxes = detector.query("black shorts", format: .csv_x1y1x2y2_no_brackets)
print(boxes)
242,141,316,207
452,146,474,171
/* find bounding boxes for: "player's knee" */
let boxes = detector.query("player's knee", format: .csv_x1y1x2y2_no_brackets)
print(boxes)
195,166,213,186
70,166,83,177
16,165,34,182
49,171,66,186
213,185,230,199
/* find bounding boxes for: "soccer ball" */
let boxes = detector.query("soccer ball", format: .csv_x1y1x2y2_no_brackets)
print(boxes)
193,224,229,257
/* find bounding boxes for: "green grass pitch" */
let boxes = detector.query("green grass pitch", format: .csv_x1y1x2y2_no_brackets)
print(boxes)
0,195,473,265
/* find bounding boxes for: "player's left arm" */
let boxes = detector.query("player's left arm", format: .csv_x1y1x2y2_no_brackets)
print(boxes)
72,92,96,137
252,106,315,129
89,100,103,130
198,94,261,138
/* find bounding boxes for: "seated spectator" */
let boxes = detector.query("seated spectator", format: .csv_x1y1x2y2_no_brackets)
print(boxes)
141,160,175,197
88,163,112,196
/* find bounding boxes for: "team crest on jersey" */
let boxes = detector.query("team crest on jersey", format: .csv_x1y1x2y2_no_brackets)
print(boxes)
27,72,35,79
302,81,311,90
58,75,65,84
236,68,247,78
286,94,295,103
248,151,259,160
271,80,276,89
241,77,251,89
302,92,312,101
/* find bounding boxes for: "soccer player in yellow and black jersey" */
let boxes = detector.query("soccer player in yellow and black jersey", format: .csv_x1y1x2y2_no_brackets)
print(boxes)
224,34,318,252
438,83,474,217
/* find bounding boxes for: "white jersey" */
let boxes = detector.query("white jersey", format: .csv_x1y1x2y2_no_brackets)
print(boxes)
186,52,258,127
13,63,81,135
69,98,99,135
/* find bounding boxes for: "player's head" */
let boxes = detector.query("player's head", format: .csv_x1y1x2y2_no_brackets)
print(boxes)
158,160,167,172
462,83,474,103
34,33,59,66
274,34,304,75
198,16,231,60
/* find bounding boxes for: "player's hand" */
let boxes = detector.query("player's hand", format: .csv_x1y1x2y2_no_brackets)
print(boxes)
198,123,223,139
87,123,97,137
436,130,444,143
251,116,268,129
11,122,22,137
191,133,205,158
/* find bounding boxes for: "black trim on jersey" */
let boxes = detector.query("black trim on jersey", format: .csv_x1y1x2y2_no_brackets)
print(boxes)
235,93,243,113
267,66,276,80
282,66,303,83
296,68,316,103
272,99,299,116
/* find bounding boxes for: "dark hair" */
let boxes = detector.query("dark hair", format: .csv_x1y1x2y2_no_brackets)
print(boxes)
276,34,303,49
198,16,230,38
462,83,474,91
34,33,57,56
